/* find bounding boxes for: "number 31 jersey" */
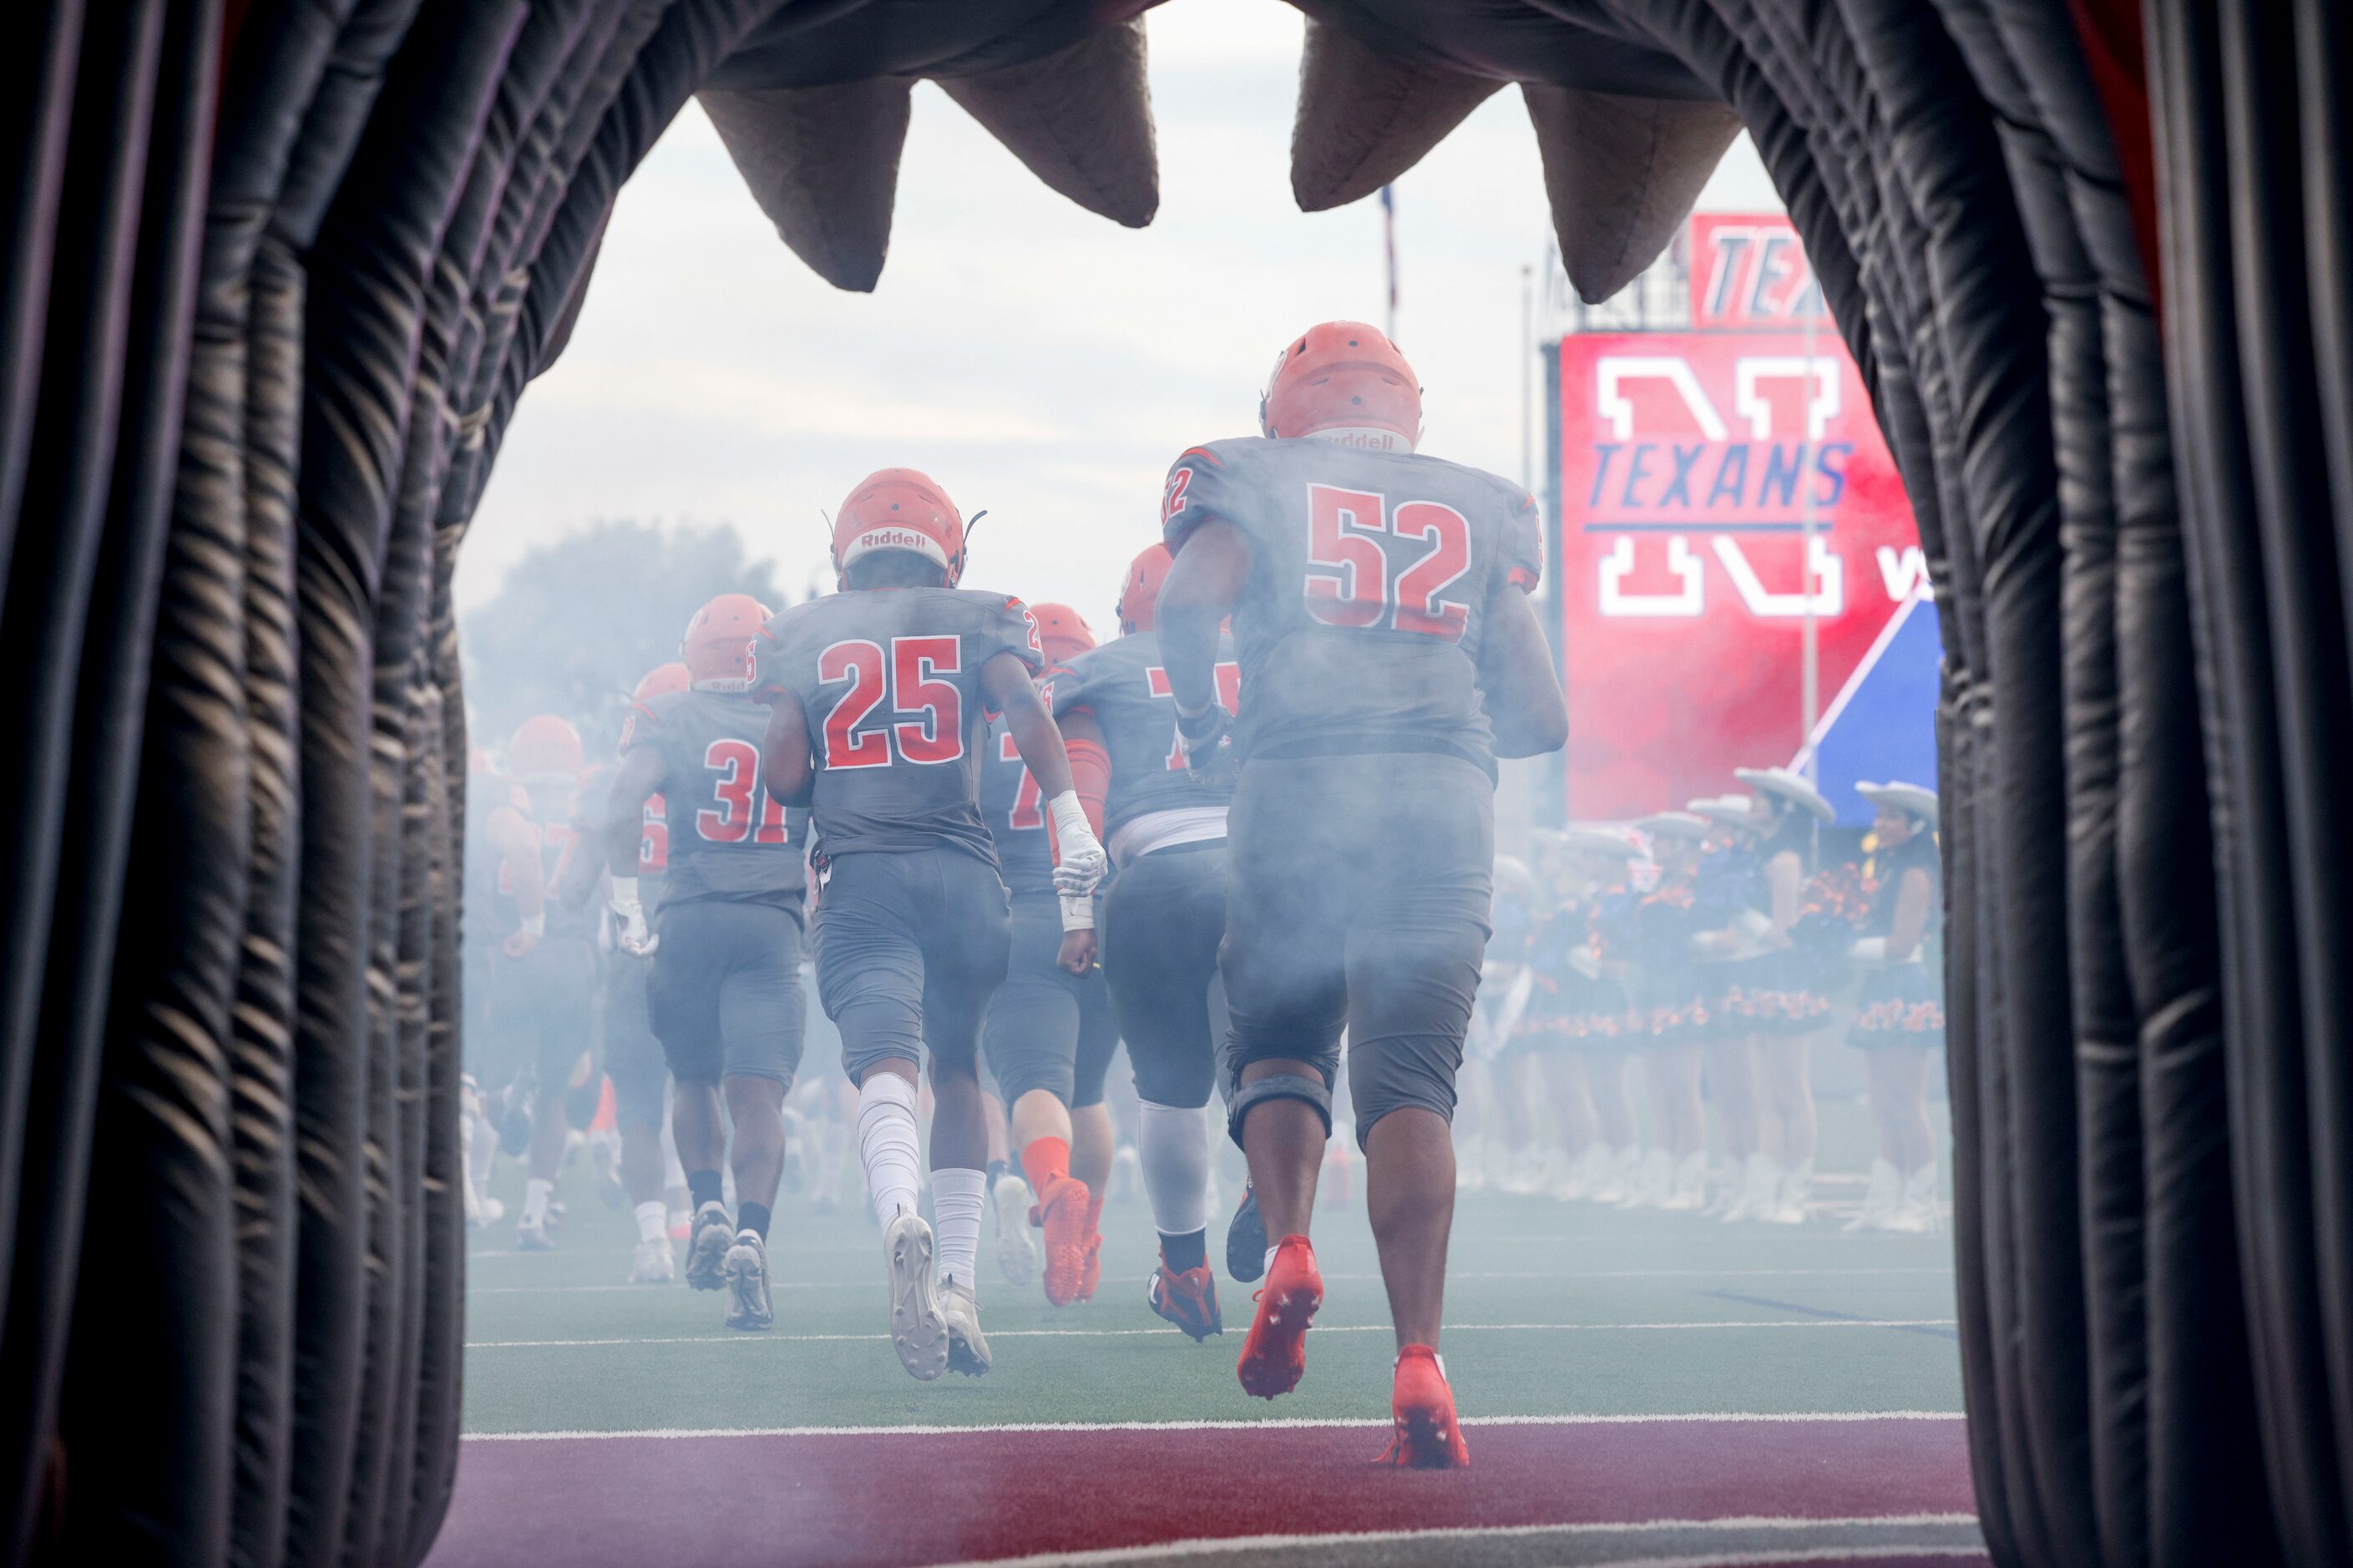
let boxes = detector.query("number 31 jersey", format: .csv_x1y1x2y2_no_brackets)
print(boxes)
755,587,1045,864
1160,437,1541,776
623,689,809,913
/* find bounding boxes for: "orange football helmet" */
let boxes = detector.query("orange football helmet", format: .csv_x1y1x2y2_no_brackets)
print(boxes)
620,660,691,752
832,468,965,584
510,715,584,785
1116,544,1172,635
1259,321,1421,449
681,594,770,692
1029,602,1096,665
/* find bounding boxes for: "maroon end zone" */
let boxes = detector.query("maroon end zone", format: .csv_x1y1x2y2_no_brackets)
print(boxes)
426,1416,1981,1567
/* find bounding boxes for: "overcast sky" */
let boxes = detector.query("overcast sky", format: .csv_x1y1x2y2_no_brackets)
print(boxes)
464,0,1784,625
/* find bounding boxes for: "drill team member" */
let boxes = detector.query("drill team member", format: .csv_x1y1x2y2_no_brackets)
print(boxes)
1052,544,1240,1340
1155,322,1568,1466
754,469,1108,1381
603,597,811,1331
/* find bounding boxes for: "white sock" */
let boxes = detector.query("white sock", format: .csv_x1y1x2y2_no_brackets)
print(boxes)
1263,1245,1279,1278
857,1073,922,1226
635,1200,667,1245
1137,1100,1211,1237
523,1177,554,1227
931,1167,987,1293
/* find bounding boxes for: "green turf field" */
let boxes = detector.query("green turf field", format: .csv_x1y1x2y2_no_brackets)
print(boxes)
463,1100,1962,1437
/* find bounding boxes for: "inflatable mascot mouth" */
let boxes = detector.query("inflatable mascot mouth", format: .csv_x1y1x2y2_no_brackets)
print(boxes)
2,3,2339,1566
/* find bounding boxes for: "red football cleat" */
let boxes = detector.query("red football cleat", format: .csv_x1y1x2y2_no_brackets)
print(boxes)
1030,1175,1091,1307
1146,1254,1223,1341
1374,1344,1470,1469
1236,1234,1321,1398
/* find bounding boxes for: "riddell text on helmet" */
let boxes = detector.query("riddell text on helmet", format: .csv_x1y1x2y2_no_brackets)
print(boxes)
849,525,945,559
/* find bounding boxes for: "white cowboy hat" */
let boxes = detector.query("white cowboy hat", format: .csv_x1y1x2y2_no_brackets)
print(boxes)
1734,766,1835,824
1564,824,1643,860
1857,779,1939,829
1687,795,1753,828
1633,811,1710,842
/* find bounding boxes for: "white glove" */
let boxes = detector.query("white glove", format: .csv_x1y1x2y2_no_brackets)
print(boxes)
610,876,657,957
1046,791,1107,899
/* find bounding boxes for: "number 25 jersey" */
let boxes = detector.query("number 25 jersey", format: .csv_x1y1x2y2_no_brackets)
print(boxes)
754,587,1045,864
1161,437,1541,776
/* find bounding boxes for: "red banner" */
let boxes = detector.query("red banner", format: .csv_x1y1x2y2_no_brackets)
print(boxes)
1557,317,1922,819
1688,213,1832,330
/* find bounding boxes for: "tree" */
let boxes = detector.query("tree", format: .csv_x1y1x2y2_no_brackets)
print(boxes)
460,520,789,760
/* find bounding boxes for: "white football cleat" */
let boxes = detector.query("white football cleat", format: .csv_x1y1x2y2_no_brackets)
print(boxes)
993,1173,1039,1287
883,1206,949,1382
685,1200,734,1291
723,1230,773,1331
941,1278,991,1376
630,1237,676,1284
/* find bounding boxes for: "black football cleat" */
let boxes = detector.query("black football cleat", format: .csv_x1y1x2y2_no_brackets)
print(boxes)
1226,1182,1267,1283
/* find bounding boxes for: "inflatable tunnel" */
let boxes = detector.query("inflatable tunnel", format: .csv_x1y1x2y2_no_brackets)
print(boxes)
0,1,2347,1564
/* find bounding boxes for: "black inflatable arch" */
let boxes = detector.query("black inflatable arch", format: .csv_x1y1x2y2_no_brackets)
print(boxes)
0,3,2344,1565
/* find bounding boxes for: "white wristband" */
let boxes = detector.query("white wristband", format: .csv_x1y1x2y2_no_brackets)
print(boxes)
1045,790,1097,849
1059,893,1096,933
520,913,546,938
610,876,640,908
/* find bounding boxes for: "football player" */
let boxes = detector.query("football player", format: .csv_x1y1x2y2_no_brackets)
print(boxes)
492,716,600,1250
976,603,1120,1308
1050,545,1237,1340
600,598,811,1332
754,469,1108,1382
1155,323,1569,1466
561,661,691,1282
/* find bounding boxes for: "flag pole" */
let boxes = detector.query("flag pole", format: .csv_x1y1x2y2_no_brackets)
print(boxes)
1381,185,1398,337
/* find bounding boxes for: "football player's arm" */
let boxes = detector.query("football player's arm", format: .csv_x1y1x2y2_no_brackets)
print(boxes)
1480,582,1570,759
1055,707,1109,840
603,746,668,880
984,651,1108,918
488,805,544,957
760,689,817,807
1156,519,1248,721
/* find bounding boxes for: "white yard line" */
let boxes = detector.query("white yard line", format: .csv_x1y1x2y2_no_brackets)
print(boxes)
465,1318,1957,1350
468,1265,1953,1296
930,1518,1983,1568
464,1410,1967,1442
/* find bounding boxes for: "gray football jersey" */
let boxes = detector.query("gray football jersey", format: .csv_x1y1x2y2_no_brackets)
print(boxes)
1050,630,1237,837
1160,437,1542,775
623,689,809,913
573,760,666,912
979,702,1055,898
754,586,1045,863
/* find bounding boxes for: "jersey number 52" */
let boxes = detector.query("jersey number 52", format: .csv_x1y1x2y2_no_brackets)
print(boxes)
817,635,966,769
1304,483,1471,642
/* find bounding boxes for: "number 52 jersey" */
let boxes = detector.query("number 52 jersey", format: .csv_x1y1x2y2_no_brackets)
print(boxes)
754,587,1045,865
1161,437,1541,776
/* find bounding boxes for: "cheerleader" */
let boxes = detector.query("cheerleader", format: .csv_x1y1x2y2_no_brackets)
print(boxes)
1846,781,1944,1232
1512,833,1602,1196
1725,767,1837,1223
1687,796,1766,1216
1629,812,1713,1209
1457,856,1541,1191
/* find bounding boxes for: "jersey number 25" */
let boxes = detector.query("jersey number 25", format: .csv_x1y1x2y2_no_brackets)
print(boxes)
817,635,965,769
